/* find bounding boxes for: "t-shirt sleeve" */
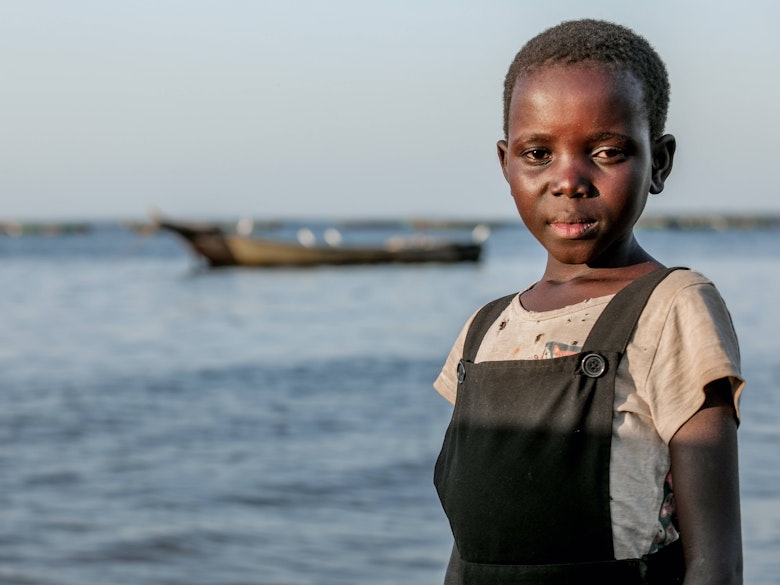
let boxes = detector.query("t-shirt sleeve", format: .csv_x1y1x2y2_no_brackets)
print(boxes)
433,311,477,404
643,278,744,444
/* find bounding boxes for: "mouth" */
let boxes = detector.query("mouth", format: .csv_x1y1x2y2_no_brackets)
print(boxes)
548,219,597,239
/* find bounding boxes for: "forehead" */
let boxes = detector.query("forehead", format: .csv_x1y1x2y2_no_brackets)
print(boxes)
508,63,648,137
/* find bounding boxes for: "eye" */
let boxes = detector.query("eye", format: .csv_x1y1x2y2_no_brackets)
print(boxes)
593,147,627,161
522,148,551,164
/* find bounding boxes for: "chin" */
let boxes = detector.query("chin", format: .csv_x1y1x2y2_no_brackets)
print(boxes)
548,245,603,266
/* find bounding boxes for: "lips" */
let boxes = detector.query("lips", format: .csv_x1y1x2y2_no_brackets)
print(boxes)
548,219,596,239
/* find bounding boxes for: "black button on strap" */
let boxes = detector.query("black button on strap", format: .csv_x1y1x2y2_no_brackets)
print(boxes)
457,360,467,383
580,353,607,378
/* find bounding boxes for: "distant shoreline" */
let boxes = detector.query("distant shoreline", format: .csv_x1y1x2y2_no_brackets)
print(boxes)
2,213,780,237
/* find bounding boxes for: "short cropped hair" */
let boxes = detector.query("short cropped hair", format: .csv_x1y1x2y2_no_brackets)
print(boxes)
503,19,670,140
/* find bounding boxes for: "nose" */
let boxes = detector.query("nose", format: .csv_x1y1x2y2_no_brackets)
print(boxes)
550,157,594,198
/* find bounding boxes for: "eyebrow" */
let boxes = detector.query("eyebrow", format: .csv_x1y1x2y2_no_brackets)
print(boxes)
587,132,633,144
511,133,553,145
510,131,634,148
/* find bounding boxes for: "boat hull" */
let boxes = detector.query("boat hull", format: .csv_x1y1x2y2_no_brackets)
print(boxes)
158,221,481,267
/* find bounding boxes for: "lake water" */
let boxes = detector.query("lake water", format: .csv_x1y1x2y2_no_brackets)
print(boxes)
1,223,778,584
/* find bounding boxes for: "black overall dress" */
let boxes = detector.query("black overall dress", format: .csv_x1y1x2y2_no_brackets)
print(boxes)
434,268,686,584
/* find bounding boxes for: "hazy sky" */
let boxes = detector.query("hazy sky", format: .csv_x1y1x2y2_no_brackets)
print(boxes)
2,1,779,221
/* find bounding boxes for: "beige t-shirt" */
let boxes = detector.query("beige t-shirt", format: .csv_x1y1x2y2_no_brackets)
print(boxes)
434,269,744,559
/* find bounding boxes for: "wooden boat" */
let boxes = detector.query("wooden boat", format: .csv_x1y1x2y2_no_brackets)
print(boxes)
157,219,483,267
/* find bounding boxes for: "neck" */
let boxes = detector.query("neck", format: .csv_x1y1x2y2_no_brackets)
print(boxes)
523,254,663,312
541,235,657,284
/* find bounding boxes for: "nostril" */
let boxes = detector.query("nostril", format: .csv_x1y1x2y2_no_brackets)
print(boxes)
553,187,591,198
551,173,592,198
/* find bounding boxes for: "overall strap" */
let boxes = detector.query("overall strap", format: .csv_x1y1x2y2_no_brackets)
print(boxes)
462,293,516,362
582,267,685,354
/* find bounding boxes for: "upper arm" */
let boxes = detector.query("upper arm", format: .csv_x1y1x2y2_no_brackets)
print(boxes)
669,378,742,585
642,278,743,444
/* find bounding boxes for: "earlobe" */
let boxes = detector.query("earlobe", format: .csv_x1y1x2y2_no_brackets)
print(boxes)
497,140,510,183
650,134,676,194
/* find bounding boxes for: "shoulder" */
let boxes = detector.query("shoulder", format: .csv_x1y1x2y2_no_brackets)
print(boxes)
651,267,717,302
432,293,521,404
644,268,737,344
637,267,739,359
637,268,734,334
432,305,483,404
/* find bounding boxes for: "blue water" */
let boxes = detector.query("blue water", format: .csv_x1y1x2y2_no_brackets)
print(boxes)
1,224,778,584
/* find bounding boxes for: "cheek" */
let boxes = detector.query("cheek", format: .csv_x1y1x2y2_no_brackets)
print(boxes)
510,193,541,228
506,166,539,196
599,165,651,200
508,174,545,214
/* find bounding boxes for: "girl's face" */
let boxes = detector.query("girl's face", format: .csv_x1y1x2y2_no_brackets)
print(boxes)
497,63,674,269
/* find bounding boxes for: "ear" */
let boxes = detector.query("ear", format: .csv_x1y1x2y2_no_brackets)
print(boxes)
497,139,510,182
649,134,676,194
